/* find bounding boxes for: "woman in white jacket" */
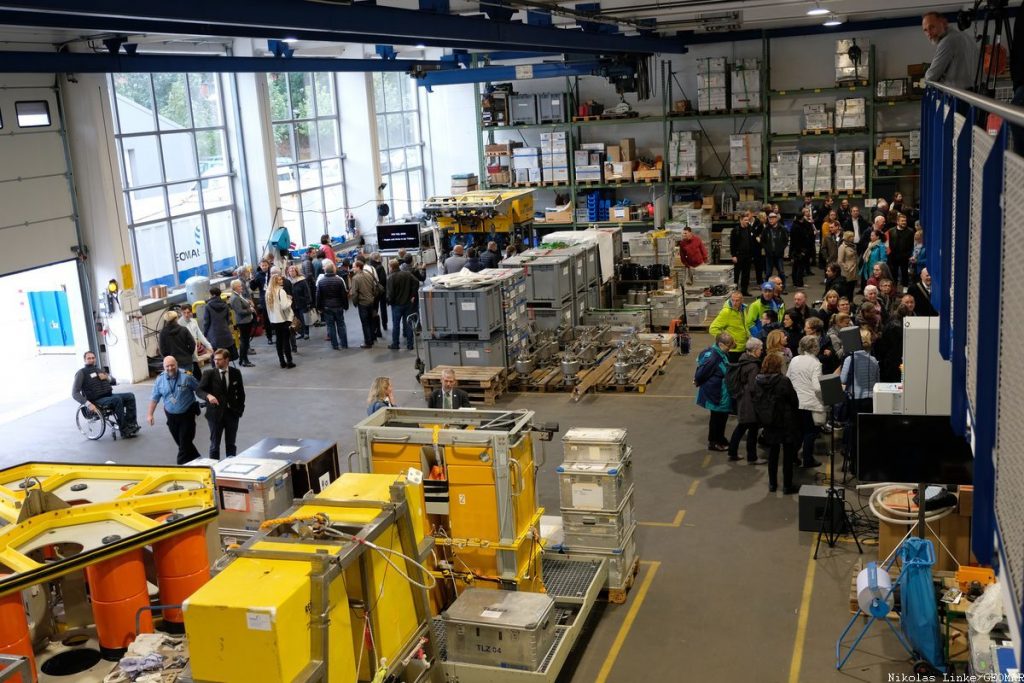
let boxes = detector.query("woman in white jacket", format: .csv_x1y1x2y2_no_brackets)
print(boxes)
265,272,295,369
787,335,824,469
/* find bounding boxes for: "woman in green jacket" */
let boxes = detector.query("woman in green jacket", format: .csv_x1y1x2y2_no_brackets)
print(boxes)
709,290,748,361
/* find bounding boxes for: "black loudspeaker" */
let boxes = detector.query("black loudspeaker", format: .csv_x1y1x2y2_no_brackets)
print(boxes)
838,325,863,354
820,375,845,407
798,485,848,533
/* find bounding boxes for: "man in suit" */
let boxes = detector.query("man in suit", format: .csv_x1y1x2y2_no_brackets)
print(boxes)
843,205,870,256
197,348,246,458
428,368,472,409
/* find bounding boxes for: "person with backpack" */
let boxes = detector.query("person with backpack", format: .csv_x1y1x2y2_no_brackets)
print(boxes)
695,332,735,452
725,337,765,464
752,352,802,494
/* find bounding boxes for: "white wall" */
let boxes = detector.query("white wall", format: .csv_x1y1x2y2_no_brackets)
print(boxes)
336,71,378,238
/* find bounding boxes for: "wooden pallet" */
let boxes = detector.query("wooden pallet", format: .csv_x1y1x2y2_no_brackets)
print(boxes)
805,191,833,199
729,173,762,180
874,159,919,167
419,365,509,406
835,127,868,134
572,347,673,400
512,181,570,188
604,557,641,605
772,191,801,198
836,79,870,88
802,127,835,136
572,112,640,122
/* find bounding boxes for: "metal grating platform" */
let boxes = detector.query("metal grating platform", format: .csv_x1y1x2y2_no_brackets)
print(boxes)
966,125,994,418
997,149,1024,615
541,556,601,599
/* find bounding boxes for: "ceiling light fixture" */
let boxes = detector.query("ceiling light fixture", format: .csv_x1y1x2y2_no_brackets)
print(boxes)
282,37,298,44
823,14,843,26
806,3,829,16
415,44,426,48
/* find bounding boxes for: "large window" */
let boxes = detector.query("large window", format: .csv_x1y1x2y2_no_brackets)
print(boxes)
372,72,424,218
267,72,347,246
111,72,240,292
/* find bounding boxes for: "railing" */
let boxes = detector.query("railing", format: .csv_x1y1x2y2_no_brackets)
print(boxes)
920,80,1024,659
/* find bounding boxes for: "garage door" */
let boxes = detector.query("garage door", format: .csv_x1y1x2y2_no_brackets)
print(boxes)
0,74,79,276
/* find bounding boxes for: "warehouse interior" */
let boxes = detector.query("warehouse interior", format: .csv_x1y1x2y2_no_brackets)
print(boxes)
0,0,1020,681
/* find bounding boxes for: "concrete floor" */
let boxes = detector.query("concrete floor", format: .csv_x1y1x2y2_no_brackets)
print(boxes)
0,295,913,682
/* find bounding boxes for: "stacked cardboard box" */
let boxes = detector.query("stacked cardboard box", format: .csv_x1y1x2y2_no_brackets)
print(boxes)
834,150,866,193
876,79,907,98
803,103,833,132
697,57,728,112
835,39,870,83
769,150,800,195
540,131,570,184
575,142,605,183
729,133,761,177
557,429,638,591
876,137,905,164
802,152,833,194
835,98,866,130
668,131,700,179
730,59,761,110
484,142,519,187
512,147,541,184
907,130,921,160
451,173,478,193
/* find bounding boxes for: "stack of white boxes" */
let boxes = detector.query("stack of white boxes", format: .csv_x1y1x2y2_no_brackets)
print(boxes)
802,152,833,194
575,143,605,183
835,39,870,83
557,428,637,591
908,130,921,161
697,57,728,112
770,150,801,195
803,103,833,132
835,150,867,193
730,58,761,110
669,131,700,179
512,147,541,185
729,133,761,177
540,131,570,184
835,97,866,130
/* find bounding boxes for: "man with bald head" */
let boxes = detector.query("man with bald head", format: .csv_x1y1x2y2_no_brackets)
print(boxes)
147,356,201,464
922,11,979,91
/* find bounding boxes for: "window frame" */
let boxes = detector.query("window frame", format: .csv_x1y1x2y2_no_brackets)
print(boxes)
372,72,426,219
109,72,241,294
266,71,348,247
15,100,51,128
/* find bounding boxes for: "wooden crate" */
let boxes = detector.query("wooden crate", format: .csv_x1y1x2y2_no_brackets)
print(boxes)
419,365,508,406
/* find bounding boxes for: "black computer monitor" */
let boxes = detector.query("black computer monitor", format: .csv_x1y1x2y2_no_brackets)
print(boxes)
856,414,974,485
376,222,421,251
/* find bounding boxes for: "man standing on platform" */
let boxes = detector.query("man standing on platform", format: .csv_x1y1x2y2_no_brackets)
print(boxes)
923,11,980,91
197,348,246,459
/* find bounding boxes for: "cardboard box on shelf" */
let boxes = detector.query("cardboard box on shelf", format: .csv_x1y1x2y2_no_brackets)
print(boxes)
485,142,521,155
633,168,662,182
604,160,636,180
575,164,603,182
589,152,603,165
611,206,631,220
487,171,511,186
620,138,637,161
607,145,622,162
697,56,728,72
876,79,908,98
804,112,834,130
907,63,930,78
574,150,591,166
673,100,692,113
803,103,828,115
958,486,973,517
876,138,906,164
539,131,567,143
580,142,606,152
701,195,716,212
527,168,542,183
544,205,574,224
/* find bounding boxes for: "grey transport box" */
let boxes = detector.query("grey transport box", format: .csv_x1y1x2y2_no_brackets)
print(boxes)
444,588,557,671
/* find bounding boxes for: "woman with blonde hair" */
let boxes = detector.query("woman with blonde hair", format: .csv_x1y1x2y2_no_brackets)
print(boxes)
764,328,792,373
265,271,295,369
367,376,396,415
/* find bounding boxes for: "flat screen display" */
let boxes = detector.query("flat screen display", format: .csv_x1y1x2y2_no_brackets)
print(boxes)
376,222,421,251
857,414,974,485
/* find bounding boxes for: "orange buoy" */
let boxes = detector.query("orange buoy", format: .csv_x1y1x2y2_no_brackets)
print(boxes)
0,589,37,682
152,525,209,630
85,548,152,660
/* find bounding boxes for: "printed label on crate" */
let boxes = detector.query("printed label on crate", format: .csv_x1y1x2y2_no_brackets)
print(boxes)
460,301,476,311
480,609,505,619
515,65,534,79
221,490,248,511
572,483,605,509
246,611,272,631
465,350,481,359
318,472,332,490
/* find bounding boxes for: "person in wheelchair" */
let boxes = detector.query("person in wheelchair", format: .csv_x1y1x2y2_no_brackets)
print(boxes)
71,350,140,437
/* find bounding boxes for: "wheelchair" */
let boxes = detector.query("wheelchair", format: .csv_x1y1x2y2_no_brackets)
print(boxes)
76,404,120,441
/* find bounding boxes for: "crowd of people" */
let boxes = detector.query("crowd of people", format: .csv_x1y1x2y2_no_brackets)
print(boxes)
698,193,934,494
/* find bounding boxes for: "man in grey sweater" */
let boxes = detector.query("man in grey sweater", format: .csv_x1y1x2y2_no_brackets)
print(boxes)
923,11,979,91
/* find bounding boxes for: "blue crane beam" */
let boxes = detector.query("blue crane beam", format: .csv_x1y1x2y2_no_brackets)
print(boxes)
417,59,635,88
0,0,688,54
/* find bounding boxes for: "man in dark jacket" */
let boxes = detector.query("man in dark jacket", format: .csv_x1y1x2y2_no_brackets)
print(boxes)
158,310,196,375
730,213,757,295
752,353,801,494
875,304,912,382
789,210,815,288
249,259,273,343
464,247,484,273
197,348,245,459
428,369,472,409
762,213,789,292
843,206,870,256
386,259,420,350
726,338,765,463
202,287,236,359
479,241,500,269
316,261,349,349
908,267,938,317
71,350,139,436
886,213,915,288
369,252,389,331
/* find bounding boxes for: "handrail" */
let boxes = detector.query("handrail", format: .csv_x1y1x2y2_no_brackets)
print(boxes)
925,80,1024,127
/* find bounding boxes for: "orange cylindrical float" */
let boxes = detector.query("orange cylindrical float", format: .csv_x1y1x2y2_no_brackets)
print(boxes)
0,590,37,682
153,525,210,630
85,549,152,660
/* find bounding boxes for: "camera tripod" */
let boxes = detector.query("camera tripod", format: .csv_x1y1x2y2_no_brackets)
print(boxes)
813,409,863,559
969,0,1015,97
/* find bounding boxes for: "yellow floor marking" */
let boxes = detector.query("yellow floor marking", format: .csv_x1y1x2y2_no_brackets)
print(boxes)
595,560,661,683
788,542,818,683
639,510,686,528
687,480,700,496
702,454,712,468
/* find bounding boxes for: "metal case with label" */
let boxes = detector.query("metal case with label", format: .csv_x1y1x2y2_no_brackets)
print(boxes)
556,456,634,512
562,428,628,463
510,94,539,125
239,437,340,498
443,588,556,671
211,457,292,531
562,525,638,589
561,495,636,549
459,331,507,368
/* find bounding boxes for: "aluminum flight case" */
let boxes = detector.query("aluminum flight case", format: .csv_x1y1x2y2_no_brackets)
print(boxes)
443,588,556,671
